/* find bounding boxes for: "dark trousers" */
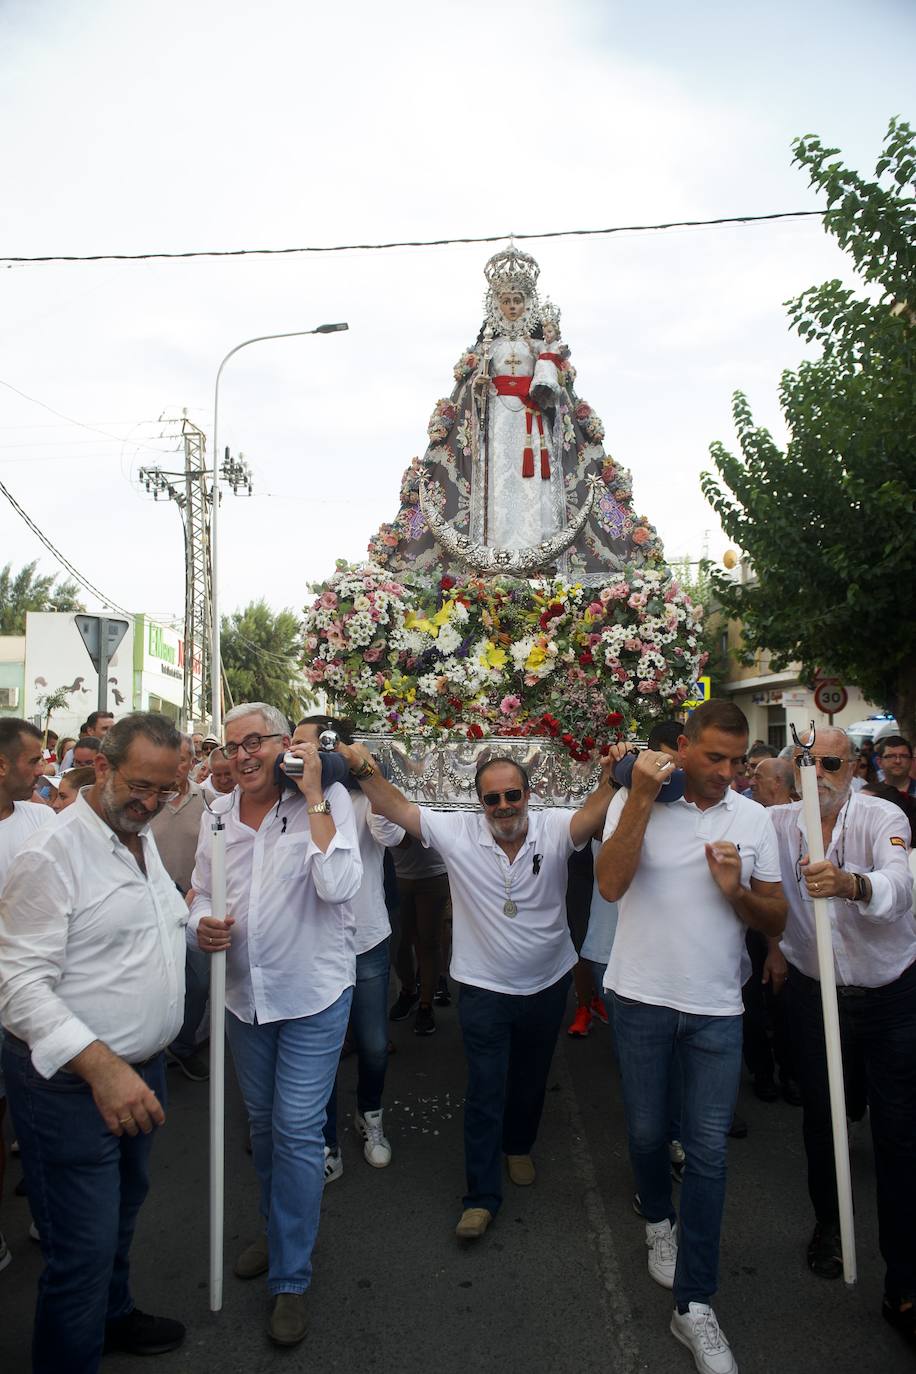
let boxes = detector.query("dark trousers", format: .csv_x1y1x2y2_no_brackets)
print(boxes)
742,929,797,1083
787,959,916,1302
2,1037,165,1374
457,971,570,1215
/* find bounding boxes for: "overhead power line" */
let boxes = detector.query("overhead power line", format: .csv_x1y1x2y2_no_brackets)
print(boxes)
0,475,133,617
0,209,829,266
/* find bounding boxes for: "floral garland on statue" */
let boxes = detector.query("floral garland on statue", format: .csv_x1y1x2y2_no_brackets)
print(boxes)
303,562,706,760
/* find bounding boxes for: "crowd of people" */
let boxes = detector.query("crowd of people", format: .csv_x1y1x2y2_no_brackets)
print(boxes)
0,700,914,1373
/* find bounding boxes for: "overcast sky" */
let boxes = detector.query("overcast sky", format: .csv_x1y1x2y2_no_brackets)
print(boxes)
0,0,911,628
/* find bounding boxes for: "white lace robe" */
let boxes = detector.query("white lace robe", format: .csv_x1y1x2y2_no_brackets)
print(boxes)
471,335,567,551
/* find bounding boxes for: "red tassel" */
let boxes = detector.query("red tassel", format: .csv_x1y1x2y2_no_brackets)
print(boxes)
522,410,534,477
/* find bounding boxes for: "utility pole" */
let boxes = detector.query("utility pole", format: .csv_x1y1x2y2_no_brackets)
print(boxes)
140,415,252,729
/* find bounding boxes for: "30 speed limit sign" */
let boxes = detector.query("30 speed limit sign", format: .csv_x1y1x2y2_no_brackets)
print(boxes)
814,681,848,714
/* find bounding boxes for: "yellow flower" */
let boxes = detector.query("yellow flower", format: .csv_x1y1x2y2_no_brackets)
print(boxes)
480,640,507,669
526,645,547,669
431,599,455,628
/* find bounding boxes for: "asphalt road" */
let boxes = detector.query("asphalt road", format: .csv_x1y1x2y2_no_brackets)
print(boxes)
1,988,910,1374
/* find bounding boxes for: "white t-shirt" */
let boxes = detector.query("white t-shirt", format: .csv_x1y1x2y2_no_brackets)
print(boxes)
602,786,781,1016
351,792,404,955
419,807,581,996
0,802,55,888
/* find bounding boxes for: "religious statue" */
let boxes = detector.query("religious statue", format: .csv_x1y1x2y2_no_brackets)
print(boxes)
368,246,665,585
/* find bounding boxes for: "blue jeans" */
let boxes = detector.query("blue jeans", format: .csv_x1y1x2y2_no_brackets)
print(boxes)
458,972,571,1216
324,936,390,1147
612,994,742,1308
226,987,352,1295
2,1036,166,1374
169,945,209,1060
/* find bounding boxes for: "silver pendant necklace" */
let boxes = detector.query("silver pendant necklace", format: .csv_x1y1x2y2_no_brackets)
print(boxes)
494,850,519,917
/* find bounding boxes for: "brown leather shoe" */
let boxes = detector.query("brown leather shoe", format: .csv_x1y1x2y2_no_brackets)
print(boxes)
455,1207,493,1239
268,1293,308,1346
506,1154,536,1186
233,1234,269,1279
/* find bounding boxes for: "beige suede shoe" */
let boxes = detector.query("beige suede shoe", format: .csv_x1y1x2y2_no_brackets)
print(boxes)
268,1293,308,1346
506,1154,536,1186
455,1207,493,1239
233,1234,269,1279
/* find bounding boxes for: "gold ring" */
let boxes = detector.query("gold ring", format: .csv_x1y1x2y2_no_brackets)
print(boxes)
119,1116,134,1125
813,883,819,892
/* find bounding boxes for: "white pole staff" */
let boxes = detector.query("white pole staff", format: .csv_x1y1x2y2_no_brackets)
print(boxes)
208,816,227,1312
793,725,856,1285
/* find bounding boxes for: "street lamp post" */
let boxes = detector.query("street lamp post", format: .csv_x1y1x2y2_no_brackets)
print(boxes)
207,320,347,1314
210,322,349,733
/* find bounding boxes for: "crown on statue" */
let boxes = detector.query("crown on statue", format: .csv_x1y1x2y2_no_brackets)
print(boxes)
483,245,540,296
540,298,561,330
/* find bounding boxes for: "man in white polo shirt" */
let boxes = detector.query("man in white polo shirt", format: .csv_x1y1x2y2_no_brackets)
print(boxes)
335,740,617,1240
596,699,786,1374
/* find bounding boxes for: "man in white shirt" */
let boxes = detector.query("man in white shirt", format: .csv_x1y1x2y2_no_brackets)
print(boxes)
0,719,55,1275
769,727,916,1344
191,703,362,1348
0,712,188,1372
334,739,617,1241
596,699,786,1374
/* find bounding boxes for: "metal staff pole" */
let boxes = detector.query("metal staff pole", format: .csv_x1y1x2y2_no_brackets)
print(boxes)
208,814,228,1312
791,723,856,1285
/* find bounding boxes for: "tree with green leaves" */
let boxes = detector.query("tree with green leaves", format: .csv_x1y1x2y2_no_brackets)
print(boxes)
36,685,73,744
702,119,916,740
0,561,84,635
220,599,311,725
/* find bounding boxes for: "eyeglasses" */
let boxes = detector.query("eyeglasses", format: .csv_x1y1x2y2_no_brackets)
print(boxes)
481,788,524,806
880,751,913,763
222,733,283,759
792,754,846,772
112,767,179,802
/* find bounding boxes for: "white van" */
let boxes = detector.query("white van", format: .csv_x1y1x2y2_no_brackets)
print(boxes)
845,713,899,748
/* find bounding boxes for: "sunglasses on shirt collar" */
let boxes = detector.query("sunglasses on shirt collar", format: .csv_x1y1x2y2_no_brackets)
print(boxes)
792,754,846,772
481,788,524,806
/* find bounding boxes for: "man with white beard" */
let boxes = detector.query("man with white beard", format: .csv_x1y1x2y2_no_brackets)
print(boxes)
770,726,916,1348
334,742,617,1240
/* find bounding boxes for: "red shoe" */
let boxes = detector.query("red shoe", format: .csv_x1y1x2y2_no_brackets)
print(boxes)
590,995,609,1025
567,1005,592,1038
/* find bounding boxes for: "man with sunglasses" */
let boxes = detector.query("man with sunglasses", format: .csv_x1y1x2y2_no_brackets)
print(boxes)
0,712,188,1371
333,738,617,1241
768,726,916,1345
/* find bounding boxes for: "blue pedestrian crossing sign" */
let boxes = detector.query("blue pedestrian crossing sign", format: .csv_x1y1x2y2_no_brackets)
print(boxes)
684,675,711,710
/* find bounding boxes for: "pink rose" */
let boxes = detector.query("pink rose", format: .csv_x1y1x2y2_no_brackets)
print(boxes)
624,638,642,653
638,680,656,694
627,592,647,609
588,601,603,616
598,587,614,603
363,648,381,662
319,591,338,609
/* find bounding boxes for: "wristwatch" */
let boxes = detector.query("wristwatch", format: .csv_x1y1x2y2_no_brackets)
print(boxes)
350,758,376,780
307,800,332,816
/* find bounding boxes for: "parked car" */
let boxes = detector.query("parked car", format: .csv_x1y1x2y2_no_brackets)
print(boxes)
846,713,899,748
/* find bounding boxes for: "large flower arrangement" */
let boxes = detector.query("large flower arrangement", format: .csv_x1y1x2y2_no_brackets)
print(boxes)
303,562,705,759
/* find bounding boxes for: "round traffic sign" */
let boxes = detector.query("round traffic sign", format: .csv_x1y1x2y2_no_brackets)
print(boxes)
814,681,848,715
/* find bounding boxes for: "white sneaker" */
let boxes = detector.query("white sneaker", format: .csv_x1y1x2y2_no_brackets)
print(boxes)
323,1145,343,1184
355,1108,392,1168
646,1217,678,1288
670,1303,737,1373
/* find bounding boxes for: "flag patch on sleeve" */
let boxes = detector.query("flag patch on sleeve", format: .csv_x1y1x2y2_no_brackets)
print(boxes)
890,836,907,848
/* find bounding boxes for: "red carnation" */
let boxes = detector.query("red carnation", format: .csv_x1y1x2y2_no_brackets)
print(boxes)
466,724,484,740
606,711,623,725
440,575,456,590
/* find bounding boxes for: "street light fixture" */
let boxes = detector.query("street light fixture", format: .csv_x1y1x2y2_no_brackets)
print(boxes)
209,323,348,732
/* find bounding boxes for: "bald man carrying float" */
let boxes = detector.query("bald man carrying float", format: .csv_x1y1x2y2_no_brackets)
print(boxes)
335,739,618,1240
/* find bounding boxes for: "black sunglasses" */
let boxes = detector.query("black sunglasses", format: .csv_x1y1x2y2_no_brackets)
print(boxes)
792,754,845,772
481,788,524,806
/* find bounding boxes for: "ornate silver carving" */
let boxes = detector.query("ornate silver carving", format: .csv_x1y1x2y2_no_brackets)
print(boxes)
483,245,542,338
357,734,602,809
419,474,599,576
